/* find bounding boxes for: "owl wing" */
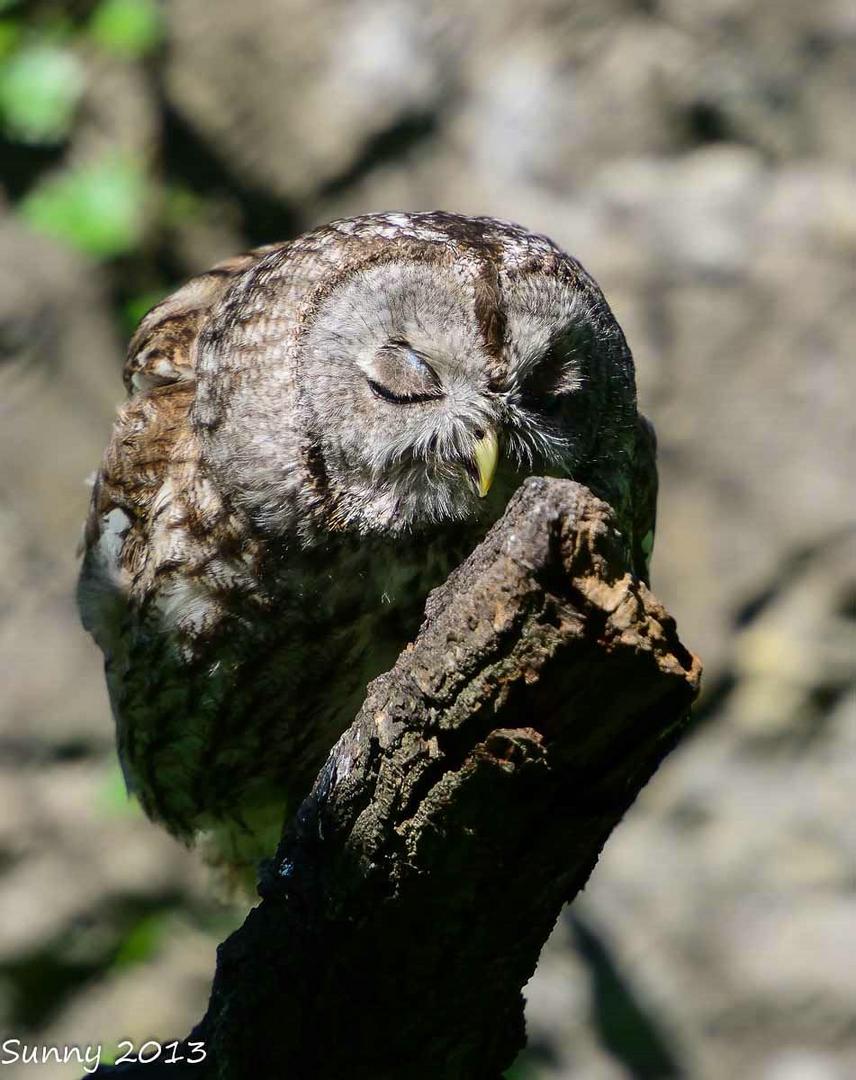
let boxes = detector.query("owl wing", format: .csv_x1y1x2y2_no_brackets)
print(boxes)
81,242,290,600
121,223,364,395
122,244,285,393
80,240,317,839
80,228,353,685
79,243,288,673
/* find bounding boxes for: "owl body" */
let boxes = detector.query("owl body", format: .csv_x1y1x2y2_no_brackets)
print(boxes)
79,212,656,876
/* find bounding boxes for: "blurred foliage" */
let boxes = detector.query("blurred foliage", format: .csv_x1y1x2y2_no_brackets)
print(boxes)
111,911,168,970
89,0,164,57
22,155,148,256
0,0,164,276
97,763,145,819
123,287,166,332
0,41,83,142
0,20,22,56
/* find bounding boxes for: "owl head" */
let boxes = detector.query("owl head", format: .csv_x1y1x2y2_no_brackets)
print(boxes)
191,212,639,543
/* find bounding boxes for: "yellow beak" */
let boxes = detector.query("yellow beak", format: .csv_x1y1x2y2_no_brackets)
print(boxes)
472,427,499,498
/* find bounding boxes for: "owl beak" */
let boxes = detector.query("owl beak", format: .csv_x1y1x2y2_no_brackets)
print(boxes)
471,427,499,498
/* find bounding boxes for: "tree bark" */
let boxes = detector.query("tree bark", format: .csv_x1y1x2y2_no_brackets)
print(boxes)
94,477,700,1080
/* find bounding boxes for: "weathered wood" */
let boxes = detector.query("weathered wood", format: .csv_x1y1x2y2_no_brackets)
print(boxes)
93,478,700,1080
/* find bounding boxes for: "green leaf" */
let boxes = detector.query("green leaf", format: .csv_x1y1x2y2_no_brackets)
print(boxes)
124,288,167,333
89,0,164,57
96,762,144,818
0,21,22,60
112,913,168,969
0,42,84,143
21,157,148,258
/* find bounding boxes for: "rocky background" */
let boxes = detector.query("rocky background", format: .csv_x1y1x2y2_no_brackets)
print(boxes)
0,1,853,1077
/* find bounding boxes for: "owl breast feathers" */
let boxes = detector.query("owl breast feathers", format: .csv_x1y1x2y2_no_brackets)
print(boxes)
78,211,657,881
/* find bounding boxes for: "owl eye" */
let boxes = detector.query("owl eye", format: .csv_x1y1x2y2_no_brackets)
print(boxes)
518,325,591,410
366,341,443,404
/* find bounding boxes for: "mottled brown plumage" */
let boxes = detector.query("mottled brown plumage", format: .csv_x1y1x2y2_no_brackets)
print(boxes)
78,211,657,881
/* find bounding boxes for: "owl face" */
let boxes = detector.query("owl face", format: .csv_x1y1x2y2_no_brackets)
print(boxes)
194,213,635,540
299,257,616,535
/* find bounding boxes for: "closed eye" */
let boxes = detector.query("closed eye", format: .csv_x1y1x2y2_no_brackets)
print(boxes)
366,340,444,404
524,327,588,395
368,379,442,404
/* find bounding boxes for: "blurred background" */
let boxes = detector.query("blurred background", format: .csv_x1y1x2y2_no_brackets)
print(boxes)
0,1,854,1077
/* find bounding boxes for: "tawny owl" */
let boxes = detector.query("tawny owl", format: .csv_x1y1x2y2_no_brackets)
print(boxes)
78,211,657,880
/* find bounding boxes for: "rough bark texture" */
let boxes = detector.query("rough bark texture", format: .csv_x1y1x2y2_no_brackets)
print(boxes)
95,477,700,1080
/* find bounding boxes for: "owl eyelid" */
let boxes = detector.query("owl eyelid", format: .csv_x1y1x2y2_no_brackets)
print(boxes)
365,341,444,404
367,379,443,405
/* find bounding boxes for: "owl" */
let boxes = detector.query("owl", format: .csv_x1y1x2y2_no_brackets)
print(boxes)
78,212,657,880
